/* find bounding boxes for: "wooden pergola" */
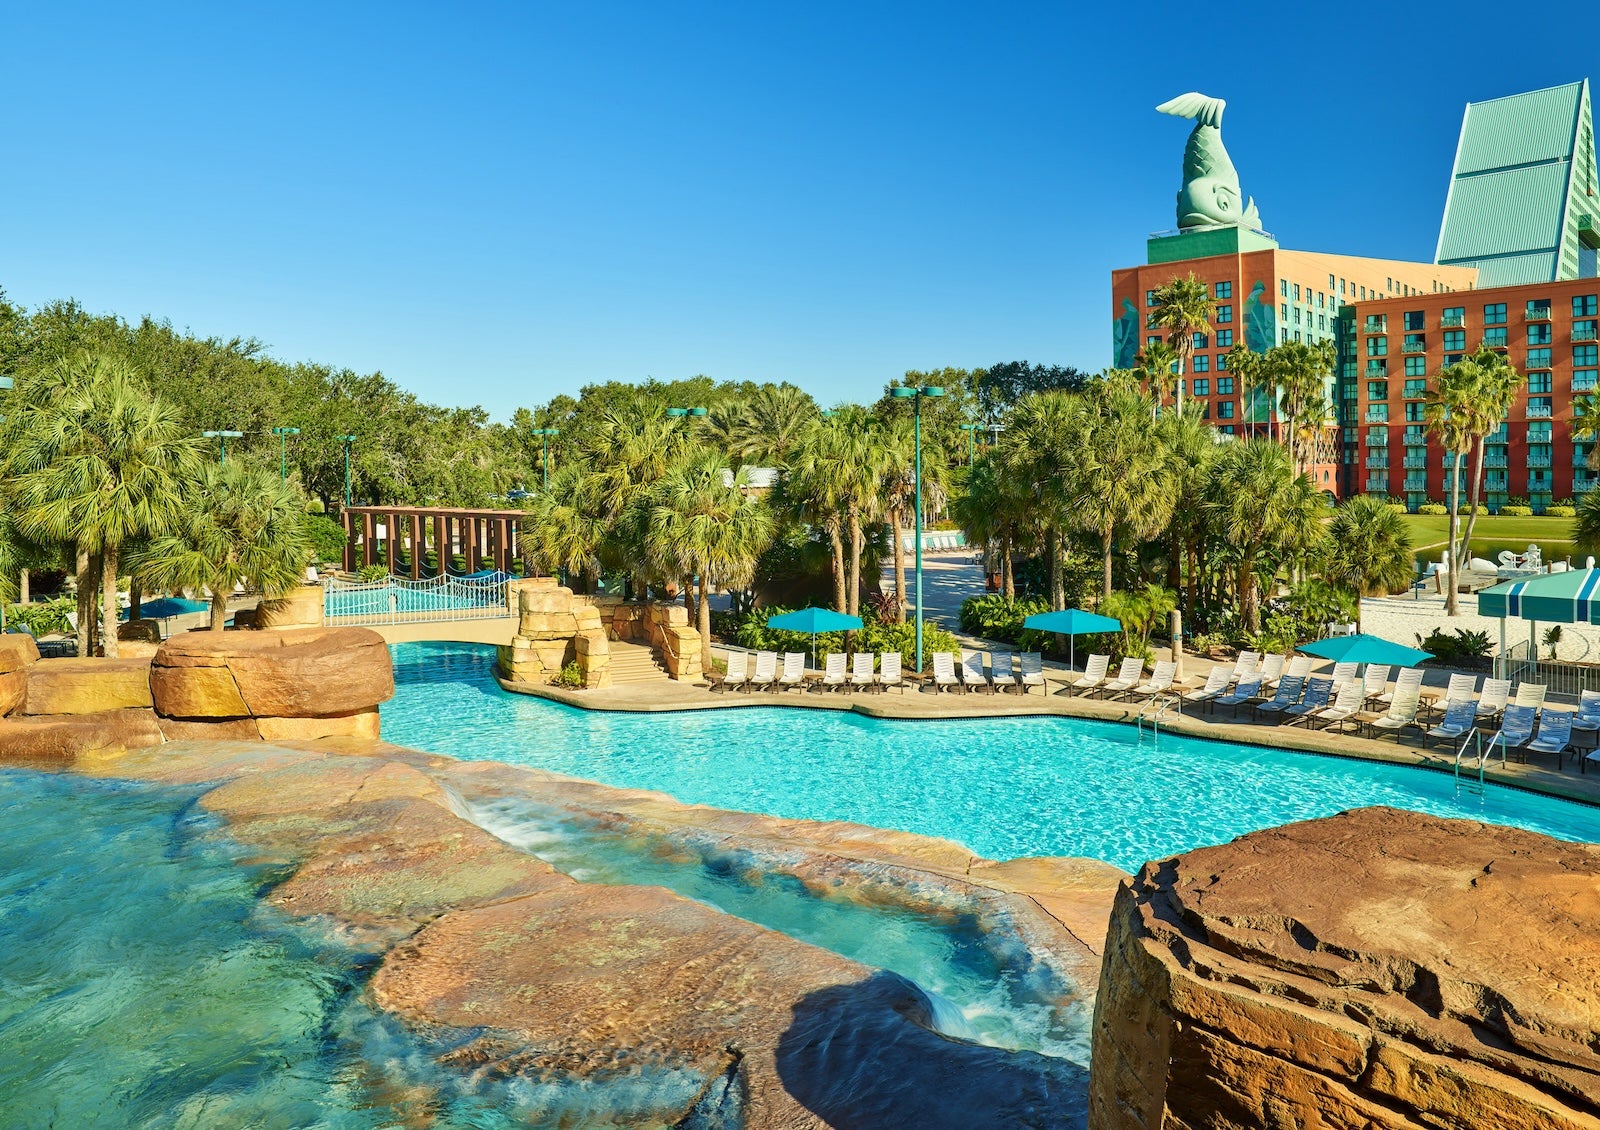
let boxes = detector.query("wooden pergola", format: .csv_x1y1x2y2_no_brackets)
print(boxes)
341,505,527,576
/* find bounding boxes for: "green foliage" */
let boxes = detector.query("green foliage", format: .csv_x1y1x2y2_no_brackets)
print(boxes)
1544,505,1575,518
5,596,74,636
549,660,584,688
1417,502,1448,516
1100,584,1176,660
305,497,326,515
1416,627,1493,668
958,594,1050,643
305,514,348,564
1500,504,1534,516
724,605,958,672
1543,624,1564,659
356,563,390,583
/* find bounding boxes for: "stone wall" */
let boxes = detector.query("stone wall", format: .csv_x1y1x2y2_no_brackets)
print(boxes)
496,581,703,686
598,596,701,682
1087,806,1600,1129
254,584,326,630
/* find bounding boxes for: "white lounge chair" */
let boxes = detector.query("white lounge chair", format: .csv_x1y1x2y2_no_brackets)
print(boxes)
1018,652,1046,695
1231,650,1261,679
850,652,876,691
1488,704,1538,756
1514,683,1548,710
751,650,778,692
877,652,905,693
776,652,805,691
1376,667,1424,706
1524,710,1574,768
1443,673,1478,704
1252,675,1306,720
1099,657,1146,700
722,650,749,693
1361,665,1392,704
1256,653,1287,689
1474,678,1511,719
931,651,961,693
1330,661,1359,688
1367,689,1421,738
990,653,1018,693
1069,654,1110,695
1282,678,1335,725
1570,689,1600,730
1308,681,1365,732
1180,667,1231,706
961,651,990,693
1425,699,1479,746
1284,655,1314,681
1131,660,1176,697
821,652,849,691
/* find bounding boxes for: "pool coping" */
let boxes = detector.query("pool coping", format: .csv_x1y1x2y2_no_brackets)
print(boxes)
489,670,1600,812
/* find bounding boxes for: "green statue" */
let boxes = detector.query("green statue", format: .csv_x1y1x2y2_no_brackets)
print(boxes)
1157,93,1262,231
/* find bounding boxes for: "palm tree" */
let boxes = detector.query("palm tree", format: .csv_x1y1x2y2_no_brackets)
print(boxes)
1323,495,1414,631
952,448,1030,601
1423,358,1483,616
129,460,312,632
1205,439,1324,632
1456,346,1524,566
649,453,775,670
1149,273,1216,417
713,384,819,466
1001,390,1083,608
1575,487,1600,557
1573,390,1600,471
1068,386,1175,598
524,464,610,592
1159,405,1220,616
780,417,852,612
1134,341,1179,417
5,354,201,657
876,415,917,619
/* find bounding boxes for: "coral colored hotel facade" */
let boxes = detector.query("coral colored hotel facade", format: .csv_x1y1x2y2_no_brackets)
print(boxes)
1116,80,1600,512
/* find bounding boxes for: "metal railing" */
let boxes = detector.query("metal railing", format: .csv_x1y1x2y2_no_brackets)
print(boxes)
1527,404,1553,418
323,573,512,626
1403,475,1429,491
1575,326,1599,341
1365,432,1389,447
1526,304,1553,321
1503,654,1600,699
1364,320,1387,333
1402,340,1426,353
1440,312,1465,327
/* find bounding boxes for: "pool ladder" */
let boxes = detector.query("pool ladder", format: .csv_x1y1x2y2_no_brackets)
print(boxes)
1137,694,1178,742
1453,728,1504,796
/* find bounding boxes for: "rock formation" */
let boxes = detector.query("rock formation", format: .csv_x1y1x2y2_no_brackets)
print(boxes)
0,634,39,716
1088,806,1600,1129
495,579,705,687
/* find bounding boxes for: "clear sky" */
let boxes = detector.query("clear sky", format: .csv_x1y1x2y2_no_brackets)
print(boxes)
2,1,1592,420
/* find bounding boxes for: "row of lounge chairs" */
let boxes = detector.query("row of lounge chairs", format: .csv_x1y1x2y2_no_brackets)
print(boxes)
718,649,1047,694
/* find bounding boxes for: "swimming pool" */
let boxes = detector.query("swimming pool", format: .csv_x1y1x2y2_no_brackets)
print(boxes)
383,643,1600,872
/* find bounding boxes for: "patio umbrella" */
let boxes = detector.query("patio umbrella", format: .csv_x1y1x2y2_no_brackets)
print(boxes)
130,597,209,622
766,607,864,668
1297,633,1433,668
1022,608,1122,672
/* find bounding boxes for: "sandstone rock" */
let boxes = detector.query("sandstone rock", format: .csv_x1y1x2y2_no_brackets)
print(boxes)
660,624,701,680
1087,806,1600,1130
152,626,392,718
0,671,26,717
0,708,164,763
21,657,154,715
255,709,380,742
0,634,42,673
254,585,326,630
117,619,162,643
115,639,160,659
515,611,578,639
157,716,262,743
150,663,249,718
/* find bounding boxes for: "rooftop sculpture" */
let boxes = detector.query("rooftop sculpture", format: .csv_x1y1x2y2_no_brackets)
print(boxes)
1157,93,1262,232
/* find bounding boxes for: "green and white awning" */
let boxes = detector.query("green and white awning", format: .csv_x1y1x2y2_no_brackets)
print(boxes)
1477,569,1600,624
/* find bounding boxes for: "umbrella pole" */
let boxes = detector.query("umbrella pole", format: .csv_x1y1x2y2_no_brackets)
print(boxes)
1070,635,1075,674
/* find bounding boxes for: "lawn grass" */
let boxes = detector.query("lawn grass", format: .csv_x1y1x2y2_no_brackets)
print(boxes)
1399,512,1578,564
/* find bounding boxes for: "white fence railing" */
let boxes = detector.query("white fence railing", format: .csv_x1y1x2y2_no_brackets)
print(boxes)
323,574,511,626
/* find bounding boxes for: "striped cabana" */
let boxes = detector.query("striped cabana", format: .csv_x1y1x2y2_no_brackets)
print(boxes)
1477,569,1600,675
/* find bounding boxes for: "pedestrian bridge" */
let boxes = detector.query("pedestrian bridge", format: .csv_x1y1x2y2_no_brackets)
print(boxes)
323,573,520,646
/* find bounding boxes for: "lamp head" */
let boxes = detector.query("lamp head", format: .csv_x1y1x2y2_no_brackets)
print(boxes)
689,407,708,417
890,387,917,400
666,407,687,417
921,386,945,398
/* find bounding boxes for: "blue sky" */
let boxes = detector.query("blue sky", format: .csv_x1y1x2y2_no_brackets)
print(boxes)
2,1,1590,419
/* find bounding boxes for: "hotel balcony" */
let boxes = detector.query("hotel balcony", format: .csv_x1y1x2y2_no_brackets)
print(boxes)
1574,449,1594,467
1528,432,1554,445
1363,409,1389,423
1363,319,1386,333
1577,473,1598,492
1484,453,1508,468
1528,452,1553,468
1526,304,1553,321
1365,451,1389,466
1401,455,1426,469
1365,432,1388,447
1527,404,1553,418
1404,430,1428,444
1402,475,1428,492
1365,364,1388,377
1440,312,1465,328
1575,326,1599,341
1401,341,1426,353
1365,476,1389,493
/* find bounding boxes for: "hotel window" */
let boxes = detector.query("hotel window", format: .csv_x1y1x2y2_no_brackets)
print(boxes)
1443,330,1466,351
1193,355,1210,372
1192,332,1208,348
1293,284,1301,301
1360,286,1367,300
1403,333,1425,351
1216,304,1232,324
1317,293,1325,308
1575,319,1597,339
1528,323,1552,345
1368,403,1389,422
1318,315,1326,330
1484,327,1508,347
1217,400,1235,419
1293,308,1301,325
1528,347,1553,368
1403,378,1427,397
1528,372,1553,394
1280,279,1288,297
1442,306,1465,325
1367,336,1387,356
1146,290,1158,306
1281,302,1289,319
1214,281,1232,299
1405,402,1426,422
1217,352,1229,369
1220,424,1235,434
1294,331,1302,342
1575,294,1599,317
1530,397,1554,416
1217,376,1235,394
1216,329,1233,348
1404,311,1424,331
1404,356,1427,376
1387,278,1394,291
1147,335,1162,347
1577,344,1600,366
1484,302,1507,324
1444,354,1464,366
1367,381,1388,400
1576,370,1598,391
1193,379,1209,396
1328,274,1336,289
1340,278,1346,294
1367,359,1388,376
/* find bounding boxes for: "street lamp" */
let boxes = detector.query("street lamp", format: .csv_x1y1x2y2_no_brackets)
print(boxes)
959,422,978,465
202,430,243,465
0,374,11,424
531,427,560,489
666,406,708,418
337,434,357,508
889,384,945,669
271,426,300,483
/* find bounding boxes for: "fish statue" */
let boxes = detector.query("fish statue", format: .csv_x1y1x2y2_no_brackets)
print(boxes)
1156,93,1262,231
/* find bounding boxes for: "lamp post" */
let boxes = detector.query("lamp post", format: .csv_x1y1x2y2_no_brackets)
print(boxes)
337,434,357,508
666,406,708,419
959,422,978,465
890,384,944,669
202,430,243,465
532,427,560,489
271,426,300,483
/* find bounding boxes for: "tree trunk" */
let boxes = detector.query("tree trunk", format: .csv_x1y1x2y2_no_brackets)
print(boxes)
1445,446,1465,616
1166,526,1182,600
683,576,696,624
1002,532,1014,600
1045,527,1062,610
829,522,846,614
1239,552,1259,633
76,550,94,658
1460,435,1488,570
698,574,714,672
101,545,121,660
1185,539,1199,621
847,508,863,618
19,569,28,604
1102,527,1114,600
210,593,228,632
890,505,907,622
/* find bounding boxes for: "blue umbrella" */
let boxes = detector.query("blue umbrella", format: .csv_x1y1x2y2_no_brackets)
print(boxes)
766,607,864,668
127,597,209,621
1297,633,1433,667
1022,608,1122,671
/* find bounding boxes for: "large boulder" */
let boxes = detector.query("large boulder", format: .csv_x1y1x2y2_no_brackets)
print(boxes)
1087,807,1600,1130
20,657,153,715
0,708,165,763
253,585,326,630
0,634,40,716
151,626,393,719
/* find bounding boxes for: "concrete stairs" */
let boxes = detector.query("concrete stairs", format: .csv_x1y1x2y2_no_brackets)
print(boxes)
608,640,671,685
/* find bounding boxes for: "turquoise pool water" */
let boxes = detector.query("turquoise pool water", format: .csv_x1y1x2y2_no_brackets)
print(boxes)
385,642,1600,872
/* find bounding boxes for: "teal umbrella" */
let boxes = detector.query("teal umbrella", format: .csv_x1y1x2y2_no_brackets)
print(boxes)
766,607,865,668
1297,633,1433,667
1022,608,1122,671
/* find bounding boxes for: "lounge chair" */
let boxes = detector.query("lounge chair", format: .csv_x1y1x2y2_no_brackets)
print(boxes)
1361,664,1392,705
1488,704,1537,757
931,651,961,693
776,652,805,691
1069,654,1110,696
1256,653,1287,689
1425,699,1480,747
1099,657,1147,700
1131,660,1176,698
751,650,778,692
722,650,749,693
961,651,990,693
1231,650,1261,679
1018,652,1046,695
1443,673,1478,704
1474,678,1511,719
1251,675,1306,721
1307,681,1366,732
990,653,1018,693
820,652,849,691
1514,682,1548,709
1366,689,1421,739
850,652,876,692
1210,674,1263,717
1376,667,1423,706
1570,689,1600,730
1284,655,1314,681
1180,667,1231,707
1523,710,1574,768
1330,661,1359,688
1282,678,1334,725
877,652,905,693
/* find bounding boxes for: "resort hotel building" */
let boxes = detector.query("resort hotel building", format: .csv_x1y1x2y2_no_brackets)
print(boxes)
1117,79,1600,512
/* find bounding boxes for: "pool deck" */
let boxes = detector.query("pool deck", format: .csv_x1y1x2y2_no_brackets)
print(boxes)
496,667,1600,810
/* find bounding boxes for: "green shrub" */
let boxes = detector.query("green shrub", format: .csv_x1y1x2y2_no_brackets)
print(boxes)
549,660,583,688
305,514,348,564
1500,505,1534,516
1386,503,1407,514
1545,505,1576,518
1417,503,1448,516
356,564,390,583
5,596,74,636
305,497,327,515
842,617,960,672
958,594,1050,643
1416,627,1493,669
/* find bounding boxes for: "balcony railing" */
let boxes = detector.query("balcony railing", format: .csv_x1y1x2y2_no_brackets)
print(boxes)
1484,453,1508,468
1403,475,1429,492
1440,312,1465,327
1575,326,1599,341
1364,410,1389,423
1402,455,1427,469
1528,431,1554,445
1526,404,1553,418
1363,320,1386,333
1404,429,1428,443
1365,363,1388,376
1365,454,1389,468
1528,452,1553,468
1574,450,1593,467
1402,340,1426,353
1577,474,1598,492
1365,476,1390,493
1526,304,1553,321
